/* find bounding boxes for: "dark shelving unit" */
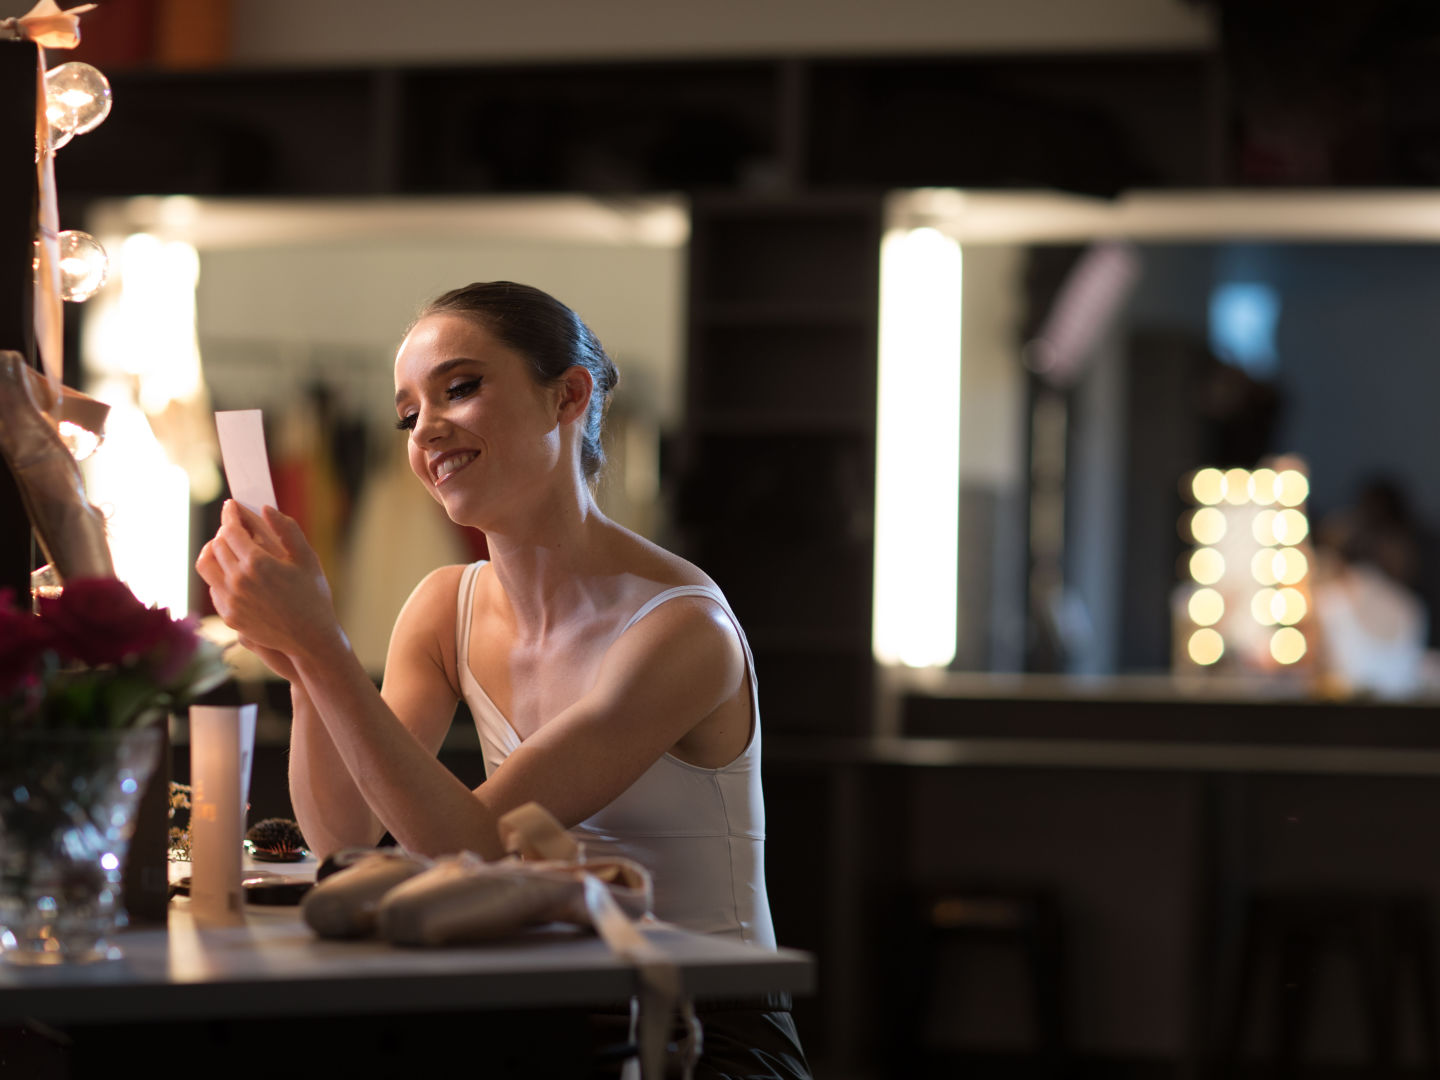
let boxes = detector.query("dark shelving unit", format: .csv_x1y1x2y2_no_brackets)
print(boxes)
676,195,882,738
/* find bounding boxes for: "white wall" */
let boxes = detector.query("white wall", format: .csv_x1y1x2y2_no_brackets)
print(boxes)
195,235,685,432
229,0,1212,67
959,245,1026,488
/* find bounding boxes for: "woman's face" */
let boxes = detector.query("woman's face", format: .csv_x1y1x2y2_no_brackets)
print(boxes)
394,313,563,529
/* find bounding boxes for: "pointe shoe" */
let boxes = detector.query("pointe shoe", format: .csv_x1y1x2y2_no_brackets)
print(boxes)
0,350,115,581
300,850,432,939
14,356,111,438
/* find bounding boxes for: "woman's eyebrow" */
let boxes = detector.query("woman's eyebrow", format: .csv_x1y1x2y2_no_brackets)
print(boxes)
394,357,480,406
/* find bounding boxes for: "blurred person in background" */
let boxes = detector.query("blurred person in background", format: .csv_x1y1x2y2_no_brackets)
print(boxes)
1312,477,1439,698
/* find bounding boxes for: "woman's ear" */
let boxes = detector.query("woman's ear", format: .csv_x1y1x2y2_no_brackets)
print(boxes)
554,365,593,424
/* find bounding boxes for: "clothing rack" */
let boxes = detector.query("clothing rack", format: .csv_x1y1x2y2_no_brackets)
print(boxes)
198,336,398,437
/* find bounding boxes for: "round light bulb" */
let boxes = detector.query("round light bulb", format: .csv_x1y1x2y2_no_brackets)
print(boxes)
1190,468,1226,506
1274,509,1309,546
1249,468,1278,506
42,103,74,152
1271,627,1307,665
1189,587,1225,627
1190,548,1225,586
1275,547,1308,586
1276,469,1310,508
1253,510,1278,546
55,230,108,302
1274,586,1307,626
44,62,112,139
1252,549,1280,586
1188,628,1225,666
1191,507,1227,545
1224,468,1252,505
1252,588,1279,626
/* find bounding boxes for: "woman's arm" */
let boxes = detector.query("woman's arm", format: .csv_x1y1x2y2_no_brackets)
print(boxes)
197,501,460,856
290,589,745,859
200,501,746,859
288,680,385,855
466,595,749,830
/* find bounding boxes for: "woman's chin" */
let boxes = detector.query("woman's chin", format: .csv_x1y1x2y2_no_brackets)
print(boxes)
437,489,492,530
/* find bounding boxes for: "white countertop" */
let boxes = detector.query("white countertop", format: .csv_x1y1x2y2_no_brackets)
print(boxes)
0,900,814,1024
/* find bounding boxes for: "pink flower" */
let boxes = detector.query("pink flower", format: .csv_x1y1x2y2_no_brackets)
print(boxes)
147,614,203,687
38,577,176,667
0,588,54,696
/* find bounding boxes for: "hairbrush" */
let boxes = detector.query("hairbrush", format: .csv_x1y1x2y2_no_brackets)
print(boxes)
244,817,308,862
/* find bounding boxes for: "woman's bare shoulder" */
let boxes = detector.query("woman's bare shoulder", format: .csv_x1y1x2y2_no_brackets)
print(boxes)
392,563,475,645
609,527,719,593
385,563,478,695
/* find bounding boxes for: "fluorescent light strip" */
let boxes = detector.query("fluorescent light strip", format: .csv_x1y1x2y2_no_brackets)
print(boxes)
873,227,963,669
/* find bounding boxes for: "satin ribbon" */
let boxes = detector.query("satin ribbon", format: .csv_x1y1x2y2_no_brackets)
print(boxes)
1,2,96,385
500,803,702,1080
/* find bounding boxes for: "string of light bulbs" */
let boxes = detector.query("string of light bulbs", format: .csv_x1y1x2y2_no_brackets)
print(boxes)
4,0,110,385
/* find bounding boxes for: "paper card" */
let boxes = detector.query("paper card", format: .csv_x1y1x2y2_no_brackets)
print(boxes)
214,409,277,513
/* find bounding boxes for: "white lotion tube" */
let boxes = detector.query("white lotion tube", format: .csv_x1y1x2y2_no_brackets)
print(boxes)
189,704,257,920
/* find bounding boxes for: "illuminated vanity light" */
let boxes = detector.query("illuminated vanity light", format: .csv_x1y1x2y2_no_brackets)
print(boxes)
873,226,962,669
1272,509,1309,545
1188,587,1225,627
1251,548,1280,586
1253,509,1278,546
1276,470,1310,508
1190,507,1227,545
1248,468,1278,506
56,230,108,303
1190,468,1226,506
1273,586,1307,626
44,62,112,139
1190,547,1225,585
1252,587,1279,626
1223,468,1252,505
1275,547,1308,585
1188,628,1225,666
1270,626,1307,665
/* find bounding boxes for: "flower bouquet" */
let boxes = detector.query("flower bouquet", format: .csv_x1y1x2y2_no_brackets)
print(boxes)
0,577,230,963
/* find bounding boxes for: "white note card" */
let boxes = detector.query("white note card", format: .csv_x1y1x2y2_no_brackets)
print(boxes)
214,409,277,513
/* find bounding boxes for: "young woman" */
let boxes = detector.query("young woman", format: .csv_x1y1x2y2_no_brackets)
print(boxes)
195,281,808,1079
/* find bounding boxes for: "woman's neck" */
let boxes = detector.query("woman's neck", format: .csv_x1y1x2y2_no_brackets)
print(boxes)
482,491,619,642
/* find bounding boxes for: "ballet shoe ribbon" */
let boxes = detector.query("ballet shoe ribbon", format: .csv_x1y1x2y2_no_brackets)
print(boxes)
0,1,96,48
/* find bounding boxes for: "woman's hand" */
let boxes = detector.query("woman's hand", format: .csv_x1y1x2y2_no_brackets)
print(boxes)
196,501,346,666
234,634,300,682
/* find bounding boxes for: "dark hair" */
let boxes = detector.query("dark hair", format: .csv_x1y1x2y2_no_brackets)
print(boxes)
417,281,619,482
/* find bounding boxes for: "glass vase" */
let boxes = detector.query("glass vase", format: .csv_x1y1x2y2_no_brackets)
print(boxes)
0,726,163,964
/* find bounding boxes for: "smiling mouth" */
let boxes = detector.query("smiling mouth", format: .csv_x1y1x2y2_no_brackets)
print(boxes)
433,451,478,485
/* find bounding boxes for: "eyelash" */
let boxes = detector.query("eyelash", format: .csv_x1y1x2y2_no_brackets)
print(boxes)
395,378,482,432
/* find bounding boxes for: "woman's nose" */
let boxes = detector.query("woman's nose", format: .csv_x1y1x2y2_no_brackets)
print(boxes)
412,404,451,441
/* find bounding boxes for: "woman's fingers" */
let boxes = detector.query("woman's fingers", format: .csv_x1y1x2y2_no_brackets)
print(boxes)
208,531,244,577
222,499,282,556
195,540,218,584
206,585,233,623
262,504,314,562
237,633,300,681
198,501,338,660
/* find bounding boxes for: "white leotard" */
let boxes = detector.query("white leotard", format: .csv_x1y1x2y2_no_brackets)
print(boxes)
454,561,776,948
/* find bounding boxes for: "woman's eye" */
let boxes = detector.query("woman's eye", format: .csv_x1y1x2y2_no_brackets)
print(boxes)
447,378,481,400
394,379,479,431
